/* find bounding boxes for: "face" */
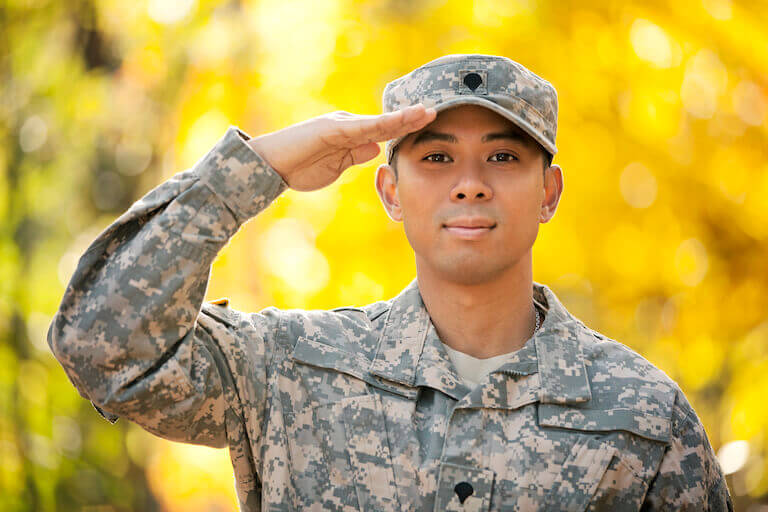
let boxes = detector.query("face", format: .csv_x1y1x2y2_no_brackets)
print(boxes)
375,104,563,286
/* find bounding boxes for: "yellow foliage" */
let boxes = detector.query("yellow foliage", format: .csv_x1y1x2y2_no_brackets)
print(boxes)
3,0,768,509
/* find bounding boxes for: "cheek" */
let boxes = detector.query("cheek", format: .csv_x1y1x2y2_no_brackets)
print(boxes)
401,203,432,240
513,196,541,219
493,191,543,242
505,178,543,215
397,179,432,220
398,184,438,245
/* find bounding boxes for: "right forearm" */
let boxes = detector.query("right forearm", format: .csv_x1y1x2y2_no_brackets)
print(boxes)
47,126,288,404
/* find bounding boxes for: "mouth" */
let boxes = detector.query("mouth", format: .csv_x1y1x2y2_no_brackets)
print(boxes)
442,223,496,239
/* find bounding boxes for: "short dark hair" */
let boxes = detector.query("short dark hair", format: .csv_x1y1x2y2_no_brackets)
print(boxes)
389,144,552,181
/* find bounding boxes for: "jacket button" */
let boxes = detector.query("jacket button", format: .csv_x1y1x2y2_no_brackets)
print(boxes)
454,481,474,503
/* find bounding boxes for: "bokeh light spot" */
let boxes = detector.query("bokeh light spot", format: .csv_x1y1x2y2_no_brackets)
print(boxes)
674,237,709,286
718,440,750,475
702,0,733,20
620,162,657,209
681,50,728,119
732,81,767,127
19,115,48,153
260,218,330,295
116,139,153,176
147,0,196,24
630,19,677,68
182,110,230,169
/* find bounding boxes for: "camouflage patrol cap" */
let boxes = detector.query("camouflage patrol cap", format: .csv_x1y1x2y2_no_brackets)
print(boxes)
382,54,558,163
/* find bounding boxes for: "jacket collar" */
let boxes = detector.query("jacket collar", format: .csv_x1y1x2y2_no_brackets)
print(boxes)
368,277,592,405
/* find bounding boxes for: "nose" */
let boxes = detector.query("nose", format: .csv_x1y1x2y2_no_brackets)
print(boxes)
450,166,493,202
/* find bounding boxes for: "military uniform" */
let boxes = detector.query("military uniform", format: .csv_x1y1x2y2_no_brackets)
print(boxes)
48,124,732,511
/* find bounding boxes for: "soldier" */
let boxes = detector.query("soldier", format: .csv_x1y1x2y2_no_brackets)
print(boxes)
48,54,733,511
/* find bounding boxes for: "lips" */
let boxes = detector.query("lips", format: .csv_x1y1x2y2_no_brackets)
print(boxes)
442,218,496,239
442,217,497,229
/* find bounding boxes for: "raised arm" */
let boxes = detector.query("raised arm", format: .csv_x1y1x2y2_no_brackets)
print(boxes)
47,105,436,447
47,126,290,446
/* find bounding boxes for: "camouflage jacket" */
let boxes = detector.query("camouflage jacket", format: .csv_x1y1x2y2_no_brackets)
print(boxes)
48,126,733,511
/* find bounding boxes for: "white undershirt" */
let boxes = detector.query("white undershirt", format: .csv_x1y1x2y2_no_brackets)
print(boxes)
442,304,544,388
443,344,520,388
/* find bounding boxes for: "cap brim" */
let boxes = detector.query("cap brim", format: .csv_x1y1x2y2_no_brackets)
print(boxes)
386,96,557,162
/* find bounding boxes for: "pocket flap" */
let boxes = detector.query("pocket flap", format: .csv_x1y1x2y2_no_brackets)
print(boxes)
290,337,420,400
290,336,371,380
538,403,672,443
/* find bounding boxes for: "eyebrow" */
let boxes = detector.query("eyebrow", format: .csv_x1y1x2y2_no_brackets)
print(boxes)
409,129,529,147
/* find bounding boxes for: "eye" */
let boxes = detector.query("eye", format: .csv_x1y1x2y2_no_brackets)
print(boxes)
423,153,452,163
489,152,518,162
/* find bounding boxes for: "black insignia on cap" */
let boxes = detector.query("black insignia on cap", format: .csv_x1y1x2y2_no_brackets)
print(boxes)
463,72,482,91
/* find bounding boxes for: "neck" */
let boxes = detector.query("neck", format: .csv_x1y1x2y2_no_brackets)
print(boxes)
415,251,537,359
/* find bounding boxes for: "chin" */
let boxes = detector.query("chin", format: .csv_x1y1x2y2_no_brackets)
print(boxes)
431,255,511,286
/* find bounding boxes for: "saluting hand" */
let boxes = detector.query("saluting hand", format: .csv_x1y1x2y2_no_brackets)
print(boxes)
247,104,436,192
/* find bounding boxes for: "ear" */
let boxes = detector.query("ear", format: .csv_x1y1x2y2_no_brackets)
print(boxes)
540,164,563,223
375,163,403,222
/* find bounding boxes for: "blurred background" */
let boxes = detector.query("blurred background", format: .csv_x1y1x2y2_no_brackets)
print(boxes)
1,0,767,510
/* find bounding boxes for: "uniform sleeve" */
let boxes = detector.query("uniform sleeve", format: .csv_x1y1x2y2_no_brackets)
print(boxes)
641,390,733,511
47,126,290,448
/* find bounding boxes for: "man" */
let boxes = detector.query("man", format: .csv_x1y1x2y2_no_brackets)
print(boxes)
48,54,732,510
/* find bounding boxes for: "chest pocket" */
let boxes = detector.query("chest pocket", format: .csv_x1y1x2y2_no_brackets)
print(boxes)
494,434,618,512
491,403,671,511
283,336,403,511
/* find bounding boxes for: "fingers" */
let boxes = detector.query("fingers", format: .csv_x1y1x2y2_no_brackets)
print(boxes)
348,142,381,166
380,104,437,140
339,104,437,146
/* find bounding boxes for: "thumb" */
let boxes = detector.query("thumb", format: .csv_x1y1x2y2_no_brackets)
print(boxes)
349,142,381,166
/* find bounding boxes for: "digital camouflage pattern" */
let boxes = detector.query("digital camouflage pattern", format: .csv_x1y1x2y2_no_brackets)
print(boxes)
383,53,559,163
48,126,733,511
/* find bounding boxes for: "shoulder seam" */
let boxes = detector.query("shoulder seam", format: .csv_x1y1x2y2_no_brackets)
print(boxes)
267,310,287,376
671,392,698,433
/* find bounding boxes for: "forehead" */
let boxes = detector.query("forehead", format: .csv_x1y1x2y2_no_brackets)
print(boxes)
401,104,536,148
